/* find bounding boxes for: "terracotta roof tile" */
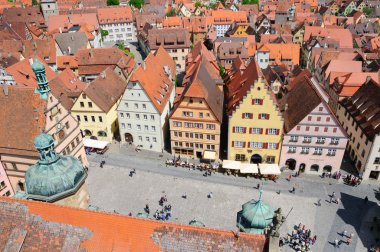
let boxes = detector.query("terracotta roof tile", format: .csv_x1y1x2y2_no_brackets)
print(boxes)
48,13,98,34
97,6,133,25
304,26,353,48
0,197,266,252
84,68,126,112
22,39,57,65
57,55,78,70
6,57,57,88
129,47,175,114
0,86,45,156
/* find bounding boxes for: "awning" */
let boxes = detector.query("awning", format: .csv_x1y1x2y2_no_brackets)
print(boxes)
259,164,281,175
222,160,240,170
203,150,216,160
83,138,109,149
240,163,259,174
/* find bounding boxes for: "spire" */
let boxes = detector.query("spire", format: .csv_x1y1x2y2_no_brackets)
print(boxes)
30,41,50,100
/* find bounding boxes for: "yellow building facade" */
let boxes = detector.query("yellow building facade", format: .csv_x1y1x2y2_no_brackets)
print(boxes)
227,60,283,164
71,94,119,142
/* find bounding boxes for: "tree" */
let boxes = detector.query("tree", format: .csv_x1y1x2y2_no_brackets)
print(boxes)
362,6,373,16
195,1,202,8
107,0,119,5
218,63,225,77
166,9,176,17
32,0,37,4
242,0,258,5
129,0,144,8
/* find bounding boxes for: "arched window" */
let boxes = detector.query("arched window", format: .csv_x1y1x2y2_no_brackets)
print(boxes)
310,164,319,172
97,131,107,137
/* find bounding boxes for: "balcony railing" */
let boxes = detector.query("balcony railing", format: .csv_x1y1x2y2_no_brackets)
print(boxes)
316,141,325,144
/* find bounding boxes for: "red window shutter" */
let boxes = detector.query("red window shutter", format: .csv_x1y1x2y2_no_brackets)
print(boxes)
276,143,279,149
251,99,254,105
263,143,268,149
242,113,245,119
259,114,262,119
260,99,263,105
249,128,252,134
250,113,253,119
267,114,270,120
232,127,236,133
333,128,337,133
265,128,268,134
260,128,263,134
243,142,246,148
276,129,280,135
232,141,235,147
243,127,247,133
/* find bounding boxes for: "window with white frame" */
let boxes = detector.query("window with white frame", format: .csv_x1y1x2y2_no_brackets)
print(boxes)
327,149,336,156
259,113,270,119
151,115,155,120
249,142,263,148
146,137,150,142
153,137,157,142
137,125,141,131
142,104,146,110
127,124,132,129
234,141,244,148
126,113,130,119
301,147,309,154
288,146,296,153
173,121,182,127
268,128,279,135
134,103,138,109
136,114,140,120
331,138,339,145
151,126,156,132
314,148,323,155
138,136,142,141
316,137,326,144
183,111,193,117
251,128,261,134
206,124,215,130
268,142,278,149
143,115,147,120
144,125,149,131
290,136,298,142
235,127,245,133
303,136,312,143
120,113,124,118
121,123,125,129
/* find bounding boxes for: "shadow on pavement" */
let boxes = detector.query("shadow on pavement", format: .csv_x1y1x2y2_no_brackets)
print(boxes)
337,192,380,251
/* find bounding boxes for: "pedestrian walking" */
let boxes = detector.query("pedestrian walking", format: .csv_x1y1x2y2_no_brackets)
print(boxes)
343,230,347,237
182,192,187,199
364,196,368,204
208,192,213,198
349,233,354,239
257,183,260,189
346,237,352,245
317,199,321,206
334,238,339,248
292,186,296,193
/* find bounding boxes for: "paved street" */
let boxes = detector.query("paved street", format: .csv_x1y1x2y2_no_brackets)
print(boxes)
87,145,380,252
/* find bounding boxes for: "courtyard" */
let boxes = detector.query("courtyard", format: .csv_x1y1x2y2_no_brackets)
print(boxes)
87,146,380,252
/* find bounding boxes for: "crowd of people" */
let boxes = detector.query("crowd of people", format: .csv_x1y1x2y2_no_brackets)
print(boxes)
280,223,316,251
144,195,173,221
343,174,362,186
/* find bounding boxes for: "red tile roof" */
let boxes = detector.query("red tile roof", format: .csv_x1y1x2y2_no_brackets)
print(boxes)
304,26,353,48
6,57,57,88
0,86,45,157
0,197,267,251
129,47,175,114
97,6,133,24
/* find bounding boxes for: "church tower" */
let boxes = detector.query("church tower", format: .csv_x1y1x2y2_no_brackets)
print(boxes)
32,58,50,100
40,0,59,24
23,133,89,209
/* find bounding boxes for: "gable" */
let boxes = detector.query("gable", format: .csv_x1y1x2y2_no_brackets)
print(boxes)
71,92,103,113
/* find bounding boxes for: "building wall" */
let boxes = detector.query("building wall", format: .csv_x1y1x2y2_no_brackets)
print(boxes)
118,81,165,152
55,182,89,209
227,77,283,164
170,97,221,158
71,93,119,142
364,135,380,180
213,24,232,37
1,154,37,196
0,161,13,196
280,102,348,175
166,48,190,73
336,103,378,180
100,22,136,44
45,93,88,167
255,51,269,69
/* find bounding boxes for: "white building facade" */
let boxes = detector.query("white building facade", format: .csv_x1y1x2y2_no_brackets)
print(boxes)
117,81,175,152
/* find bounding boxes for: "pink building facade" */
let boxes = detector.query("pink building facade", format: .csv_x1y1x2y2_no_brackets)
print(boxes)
0,162,12,196
279,76,348,175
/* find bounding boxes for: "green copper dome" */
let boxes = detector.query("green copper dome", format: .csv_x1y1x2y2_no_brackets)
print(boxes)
25,133,87,202
34,133,54,150
31,58,45,72
237,190,275,234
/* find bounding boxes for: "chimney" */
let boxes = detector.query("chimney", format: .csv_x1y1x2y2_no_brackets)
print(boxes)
141,61,146,70
59,27,62,33
3,85,9,97
68,46,71,55
28,57,34,65
100,71,106,79
89,49,93,58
